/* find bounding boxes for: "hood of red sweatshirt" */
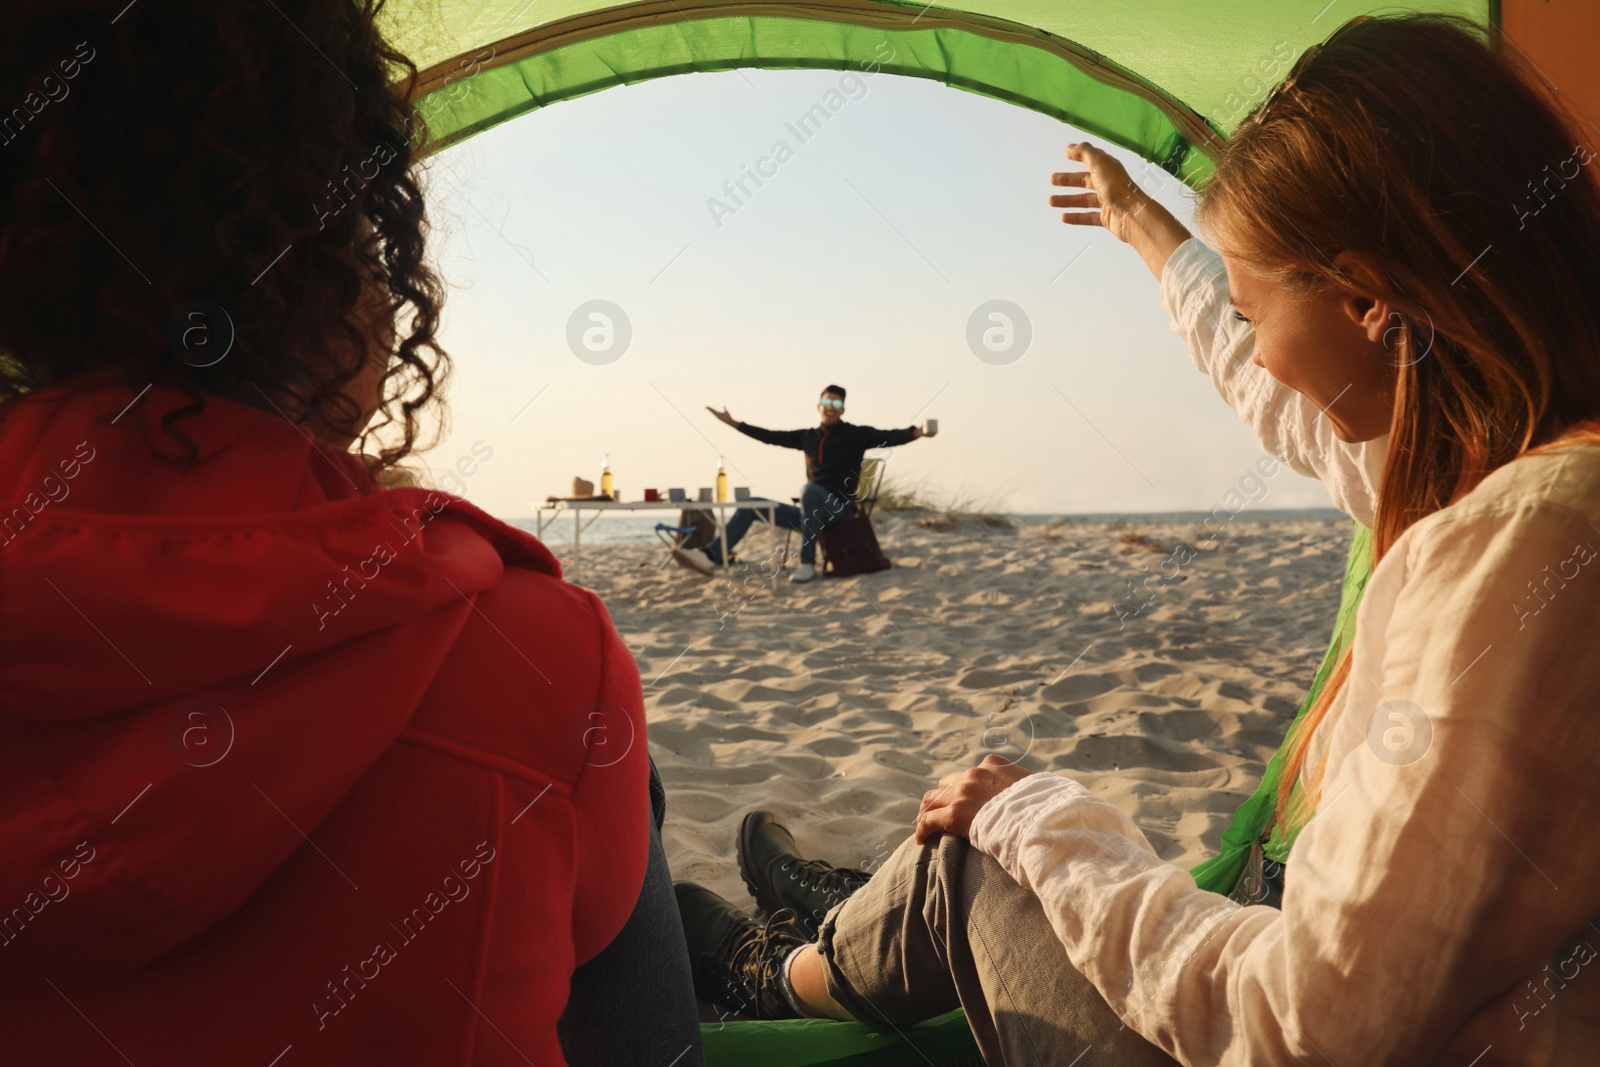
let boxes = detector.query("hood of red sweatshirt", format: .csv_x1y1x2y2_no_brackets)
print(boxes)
0,382,560,985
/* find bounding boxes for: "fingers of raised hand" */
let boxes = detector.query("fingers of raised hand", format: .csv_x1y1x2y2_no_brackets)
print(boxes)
1066,140,1111,165
1050,192,1100,209
1051,170,1090,188
1060,211,1106,227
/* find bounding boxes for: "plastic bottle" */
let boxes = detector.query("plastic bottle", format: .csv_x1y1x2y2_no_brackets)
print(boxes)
600,454,614,500
715,458,729,503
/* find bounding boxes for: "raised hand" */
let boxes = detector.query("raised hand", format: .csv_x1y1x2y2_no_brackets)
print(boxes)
706,405,738,427
1051,141,1150,243
1050,141,1194,279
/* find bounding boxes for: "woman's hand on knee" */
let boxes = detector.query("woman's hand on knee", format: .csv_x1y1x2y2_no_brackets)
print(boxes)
915,755,1036,844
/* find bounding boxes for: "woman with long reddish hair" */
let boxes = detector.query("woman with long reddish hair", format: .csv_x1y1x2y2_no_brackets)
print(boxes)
0,2,701,1064
678,15,1600,1064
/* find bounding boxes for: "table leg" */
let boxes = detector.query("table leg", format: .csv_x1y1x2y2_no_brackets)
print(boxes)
718,503,729,571
768,506,782,592
574,509,581,576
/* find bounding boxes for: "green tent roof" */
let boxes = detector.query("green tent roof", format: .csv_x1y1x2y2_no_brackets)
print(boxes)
380,0,1491,184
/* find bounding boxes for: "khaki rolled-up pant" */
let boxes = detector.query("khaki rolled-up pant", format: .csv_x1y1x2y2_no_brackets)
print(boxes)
814,832,1179,1067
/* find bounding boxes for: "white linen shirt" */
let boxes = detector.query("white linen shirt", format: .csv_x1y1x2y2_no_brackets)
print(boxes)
969,239,1600,1065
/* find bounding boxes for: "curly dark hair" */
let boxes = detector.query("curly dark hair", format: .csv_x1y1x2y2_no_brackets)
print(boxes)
0,0,448,468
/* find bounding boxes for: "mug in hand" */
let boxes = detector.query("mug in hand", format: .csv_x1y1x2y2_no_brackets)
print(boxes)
924,418,939,436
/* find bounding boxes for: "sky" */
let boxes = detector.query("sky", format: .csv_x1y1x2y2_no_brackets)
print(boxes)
412,65,1341,520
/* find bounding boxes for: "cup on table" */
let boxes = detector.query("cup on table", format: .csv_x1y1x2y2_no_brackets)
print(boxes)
734,486,751,501
924,418,939,436
697,487,713,502
644,488,660,502
668,488,687,502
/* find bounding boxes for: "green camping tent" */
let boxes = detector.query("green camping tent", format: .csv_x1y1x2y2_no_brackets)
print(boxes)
369,0,1592,1061
380,0,1488,174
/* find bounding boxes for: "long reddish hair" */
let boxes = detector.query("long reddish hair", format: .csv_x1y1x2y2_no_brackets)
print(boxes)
1197,15,1600,834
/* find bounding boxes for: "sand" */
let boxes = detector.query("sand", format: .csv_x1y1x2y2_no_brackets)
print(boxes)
556,512,1352,910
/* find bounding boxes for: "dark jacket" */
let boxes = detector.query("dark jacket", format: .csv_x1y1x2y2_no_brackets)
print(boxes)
736,419,917,498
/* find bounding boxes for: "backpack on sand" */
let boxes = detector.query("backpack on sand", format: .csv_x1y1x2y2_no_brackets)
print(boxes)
818,515,891,577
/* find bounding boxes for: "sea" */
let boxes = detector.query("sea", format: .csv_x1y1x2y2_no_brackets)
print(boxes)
507,508,1346,547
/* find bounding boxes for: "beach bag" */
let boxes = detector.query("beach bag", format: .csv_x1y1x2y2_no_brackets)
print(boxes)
676,508,719,551
819,515,891,577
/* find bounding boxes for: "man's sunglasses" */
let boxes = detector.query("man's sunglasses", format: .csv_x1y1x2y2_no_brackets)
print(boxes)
819,398,845,410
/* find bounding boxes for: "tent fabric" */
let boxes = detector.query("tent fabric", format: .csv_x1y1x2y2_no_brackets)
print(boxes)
1501,0,1600,138
380,0,1489,183
395,6,1219,181
698,1009,981,1066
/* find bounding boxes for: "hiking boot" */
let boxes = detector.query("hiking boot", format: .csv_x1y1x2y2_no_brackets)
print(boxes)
738,810,872,935
674,881,805,1019
672,547,717,575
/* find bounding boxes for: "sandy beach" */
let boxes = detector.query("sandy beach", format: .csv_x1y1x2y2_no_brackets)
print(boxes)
554,512,1352,910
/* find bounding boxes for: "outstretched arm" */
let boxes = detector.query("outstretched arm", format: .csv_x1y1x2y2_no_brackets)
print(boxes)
855,425,924,447
1054,142,1384,526
707,406,806,449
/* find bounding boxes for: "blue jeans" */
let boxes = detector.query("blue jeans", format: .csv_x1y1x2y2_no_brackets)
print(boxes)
557,758,703,1066
704,482,850,566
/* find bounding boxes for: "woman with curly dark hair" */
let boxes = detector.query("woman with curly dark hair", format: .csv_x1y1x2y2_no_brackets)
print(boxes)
0,3,700,1064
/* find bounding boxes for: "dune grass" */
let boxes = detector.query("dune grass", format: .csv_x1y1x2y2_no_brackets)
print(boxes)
874,471,1014,529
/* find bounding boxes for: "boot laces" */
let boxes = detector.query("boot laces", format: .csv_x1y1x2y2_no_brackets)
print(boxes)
779,857,870,900
723,907,804,1011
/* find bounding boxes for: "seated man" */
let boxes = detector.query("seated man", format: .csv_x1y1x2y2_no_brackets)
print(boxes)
674,385,932,583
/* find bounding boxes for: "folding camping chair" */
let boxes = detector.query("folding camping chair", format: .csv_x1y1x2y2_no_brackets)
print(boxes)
655,507,718,568
654,522,696,568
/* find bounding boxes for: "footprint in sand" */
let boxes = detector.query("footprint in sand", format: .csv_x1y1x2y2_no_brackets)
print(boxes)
873,749,932,776
803,735,859,759
1041,671,1119,702
957,665,1038,689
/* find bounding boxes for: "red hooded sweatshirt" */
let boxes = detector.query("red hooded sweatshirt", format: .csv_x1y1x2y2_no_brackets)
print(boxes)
0,382,649,1066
